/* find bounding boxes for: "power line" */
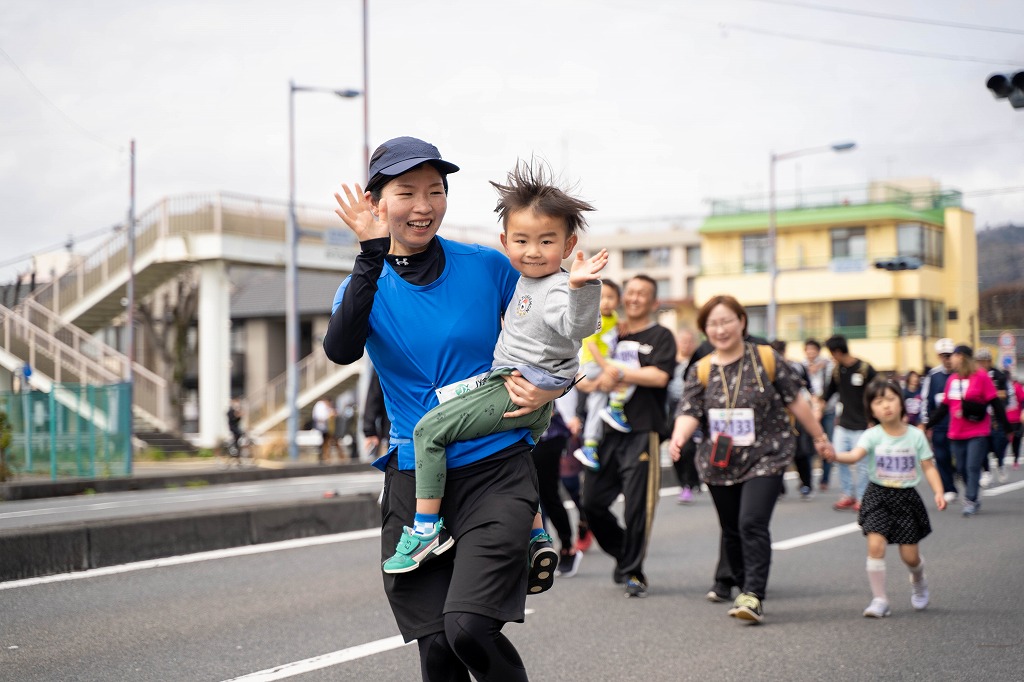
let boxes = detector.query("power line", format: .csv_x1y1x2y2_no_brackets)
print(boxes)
0,45,124,154
0,224,123,270
719,22,1024,67
743,0,1024,36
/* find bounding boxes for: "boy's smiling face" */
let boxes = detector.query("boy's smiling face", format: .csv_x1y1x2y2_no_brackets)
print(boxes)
500,209,576,278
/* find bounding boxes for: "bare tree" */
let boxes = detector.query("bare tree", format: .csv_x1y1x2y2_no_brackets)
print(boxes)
136,271,200,434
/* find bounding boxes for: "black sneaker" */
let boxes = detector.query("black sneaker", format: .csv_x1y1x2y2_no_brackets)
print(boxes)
625,575,648,598
706,583,732,603
555,548,582,578
527,532,558,594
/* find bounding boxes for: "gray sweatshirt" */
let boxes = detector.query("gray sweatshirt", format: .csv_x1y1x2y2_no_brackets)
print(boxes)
491,272,602,390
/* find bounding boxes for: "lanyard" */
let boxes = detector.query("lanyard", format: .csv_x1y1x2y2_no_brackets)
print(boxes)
714,344,766,412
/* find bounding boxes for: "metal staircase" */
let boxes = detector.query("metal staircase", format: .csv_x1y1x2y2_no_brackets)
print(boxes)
3,192,362,443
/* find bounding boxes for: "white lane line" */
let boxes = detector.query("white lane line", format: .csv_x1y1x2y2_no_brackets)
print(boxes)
773,522,860,550
221,636,412,682
982,479,1024,496
220,609,537,682
0,528,381,591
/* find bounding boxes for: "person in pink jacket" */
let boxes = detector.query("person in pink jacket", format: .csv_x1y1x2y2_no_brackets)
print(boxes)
924,345,1010,517
1007,378,1024,470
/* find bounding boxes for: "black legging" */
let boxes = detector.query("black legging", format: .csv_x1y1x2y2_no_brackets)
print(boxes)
531,435,573,550
708,474,783,600
417,612,528,681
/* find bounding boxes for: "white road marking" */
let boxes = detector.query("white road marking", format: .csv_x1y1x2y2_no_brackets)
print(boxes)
220,609,537,682
982,478,1024,496
0,528,381,591
221,635,412,681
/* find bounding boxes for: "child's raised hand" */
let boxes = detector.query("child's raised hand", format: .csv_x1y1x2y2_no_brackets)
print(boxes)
334,183,389,242
568,248,609,289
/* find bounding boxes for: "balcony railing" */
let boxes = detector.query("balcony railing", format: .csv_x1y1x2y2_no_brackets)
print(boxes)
708,184,963,217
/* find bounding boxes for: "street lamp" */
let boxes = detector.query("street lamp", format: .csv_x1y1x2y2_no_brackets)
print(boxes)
767,141,856,340
286,81,361,461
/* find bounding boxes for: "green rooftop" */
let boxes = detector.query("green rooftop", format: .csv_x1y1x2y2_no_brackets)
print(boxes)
701,184,962,233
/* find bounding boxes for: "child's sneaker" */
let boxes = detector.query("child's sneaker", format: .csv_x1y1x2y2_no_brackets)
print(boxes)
863,598,891,618
382,518,454,574
528,531,558,594
678,487,693,505
910,576,929,610
599,406,632,433
573,445,600,471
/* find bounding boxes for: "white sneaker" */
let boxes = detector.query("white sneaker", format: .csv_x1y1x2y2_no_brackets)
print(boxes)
910,576,929,610
863,598,891,618
980,471,992,489
943,491,958,503
998,468,1009,483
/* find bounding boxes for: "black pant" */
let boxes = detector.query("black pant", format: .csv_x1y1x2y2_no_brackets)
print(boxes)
672,438,700,490
708,474,783,600
582,431,661,582
531,435,572,550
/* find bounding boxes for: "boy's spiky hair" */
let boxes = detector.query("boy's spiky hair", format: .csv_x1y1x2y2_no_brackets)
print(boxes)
490,158,594,235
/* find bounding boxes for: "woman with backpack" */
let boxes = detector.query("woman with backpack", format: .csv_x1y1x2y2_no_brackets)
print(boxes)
669,295,834,624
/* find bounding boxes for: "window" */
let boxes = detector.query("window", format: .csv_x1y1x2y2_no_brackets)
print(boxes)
833,300,867,339
686,245,701,268
230,322,248,354
623,247,670,270
685,276,696,297
655,278,671,300
742,234,770,273
899,299,921,335
831,227,866,264
897,223,944,267
745,305,767,338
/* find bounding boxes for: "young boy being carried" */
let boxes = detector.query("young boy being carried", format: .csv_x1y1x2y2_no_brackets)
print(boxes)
383,160,607,594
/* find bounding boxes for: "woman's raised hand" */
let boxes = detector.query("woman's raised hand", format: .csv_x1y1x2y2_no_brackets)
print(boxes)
334,183,390,242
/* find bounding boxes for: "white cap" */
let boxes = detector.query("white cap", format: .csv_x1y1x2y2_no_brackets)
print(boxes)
935,338,955,355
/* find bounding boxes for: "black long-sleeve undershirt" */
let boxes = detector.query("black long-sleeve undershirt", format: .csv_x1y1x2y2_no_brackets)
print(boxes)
322,237,446,365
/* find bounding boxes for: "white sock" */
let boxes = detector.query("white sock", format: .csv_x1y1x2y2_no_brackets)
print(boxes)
908,557,925,583
866,557,887,601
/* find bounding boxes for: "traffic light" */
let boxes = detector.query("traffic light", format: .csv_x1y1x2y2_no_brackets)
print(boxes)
874,256,922,271
986,72,1024,109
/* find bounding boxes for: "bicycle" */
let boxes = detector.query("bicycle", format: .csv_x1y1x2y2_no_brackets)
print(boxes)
220,434,257,469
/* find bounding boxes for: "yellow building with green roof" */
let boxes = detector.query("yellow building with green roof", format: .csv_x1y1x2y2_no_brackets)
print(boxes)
695,179,979,373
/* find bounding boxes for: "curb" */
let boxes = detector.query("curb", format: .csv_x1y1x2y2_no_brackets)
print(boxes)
0,494,380,582
0,461,368,501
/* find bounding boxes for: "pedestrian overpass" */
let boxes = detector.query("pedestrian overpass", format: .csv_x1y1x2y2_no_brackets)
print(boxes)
0,193,364,449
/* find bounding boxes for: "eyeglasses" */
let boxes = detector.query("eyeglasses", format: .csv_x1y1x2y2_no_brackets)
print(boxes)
938,353,952,358
705,317,740,331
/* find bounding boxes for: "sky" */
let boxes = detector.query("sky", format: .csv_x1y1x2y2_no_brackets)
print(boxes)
2,0,1023,283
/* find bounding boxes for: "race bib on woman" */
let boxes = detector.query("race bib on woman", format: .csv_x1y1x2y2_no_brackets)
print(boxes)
707,408,755,446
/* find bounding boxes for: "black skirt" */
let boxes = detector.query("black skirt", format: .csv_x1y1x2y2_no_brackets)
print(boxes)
858,481,933,545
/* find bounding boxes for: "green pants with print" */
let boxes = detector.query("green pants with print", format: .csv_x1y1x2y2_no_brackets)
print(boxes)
413,369,553,499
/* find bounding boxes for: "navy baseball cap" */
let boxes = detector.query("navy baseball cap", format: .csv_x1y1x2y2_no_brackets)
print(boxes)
365,136,459,193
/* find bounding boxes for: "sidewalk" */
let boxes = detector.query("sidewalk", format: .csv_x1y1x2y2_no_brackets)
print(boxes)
0,454,368,502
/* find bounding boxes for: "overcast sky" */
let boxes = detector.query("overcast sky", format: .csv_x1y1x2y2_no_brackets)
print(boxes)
2,0,1023,282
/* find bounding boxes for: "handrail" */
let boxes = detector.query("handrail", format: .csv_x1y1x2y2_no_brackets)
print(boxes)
243,346,352,433
0,304,121,387
16,299,169,426
27,192,355,319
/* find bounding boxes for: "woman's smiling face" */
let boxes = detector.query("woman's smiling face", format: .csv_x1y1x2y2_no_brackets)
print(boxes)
372,164,448,256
